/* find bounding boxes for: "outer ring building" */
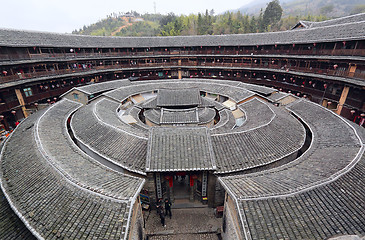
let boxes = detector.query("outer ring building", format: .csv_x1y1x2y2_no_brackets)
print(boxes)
0,13,364,240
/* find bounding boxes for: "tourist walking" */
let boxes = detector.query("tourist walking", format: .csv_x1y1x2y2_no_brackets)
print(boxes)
160,211,166,227
165,199,172,219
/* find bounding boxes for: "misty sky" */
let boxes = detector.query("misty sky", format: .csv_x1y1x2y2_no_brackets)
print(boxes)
0,0,253,33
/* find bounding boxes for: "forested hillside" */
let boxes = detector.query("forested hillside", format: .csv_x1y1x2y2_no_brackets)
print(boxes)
72,0,333,37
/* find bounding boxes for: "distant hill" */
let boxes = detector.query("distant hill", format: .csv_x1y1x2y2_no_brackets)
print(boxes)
73,1,364,37
73,12,162,36
237,0,365,17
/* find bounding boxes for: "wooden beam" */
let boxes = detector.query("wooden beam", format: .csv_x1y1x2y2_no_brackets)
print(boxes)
336,86,350,115
15,89,29,118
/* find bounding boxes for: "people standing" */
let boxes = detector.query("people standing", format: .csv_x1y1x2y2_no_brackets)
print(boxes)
165,199,172,219
160,211,166,227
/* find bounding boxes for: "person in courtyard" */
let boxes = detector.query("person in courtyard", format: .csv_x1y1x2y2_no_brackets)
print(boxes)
165,198,172,219
160,211,166,227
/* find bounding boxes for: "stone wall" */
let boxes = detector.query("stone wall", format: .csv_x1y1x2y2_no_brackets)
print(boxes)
214,180,225,207
221,194,243,240
128,198,145,240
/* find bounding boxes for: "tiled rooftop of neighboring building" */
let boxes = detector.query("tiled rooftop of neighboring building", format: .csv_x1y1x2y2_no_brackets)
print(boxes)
157,88,201,107
146,127,216,172
1,15,364,48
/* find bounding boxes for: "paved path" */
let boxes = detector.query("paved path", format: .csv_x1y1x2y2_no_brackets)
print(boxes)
145,207,222,240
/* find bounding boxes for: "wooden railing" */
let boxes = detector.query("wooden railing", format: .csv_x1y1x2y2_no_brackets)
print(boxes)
1,61,364,85
1,48,365,62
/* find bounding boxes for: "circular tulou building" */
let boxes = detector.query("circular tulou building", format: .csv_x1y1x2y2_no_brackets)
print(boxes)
0,13,364,240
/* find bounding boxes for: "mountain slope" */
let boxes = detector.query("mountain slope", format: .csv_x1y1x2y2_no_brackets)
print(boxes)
237,0,365,17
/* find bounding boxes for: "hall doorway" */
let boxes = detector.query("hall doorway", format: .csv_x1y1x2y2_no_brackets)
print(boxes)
173,172,190,200
155,171,209,208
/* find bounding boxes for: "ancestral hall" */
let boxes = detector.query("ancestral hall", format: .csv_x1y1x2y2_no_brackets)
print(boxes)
0,13,364,240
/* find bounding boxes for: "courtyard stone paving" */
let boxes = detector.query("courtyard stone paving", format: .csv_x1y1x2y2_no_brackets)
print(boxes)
145,207,222,240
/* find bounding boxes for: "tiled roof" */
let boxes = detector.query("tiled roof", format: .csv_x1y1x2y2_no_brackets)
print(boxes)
238,154,365,240
157,88,201,107
237,82,276,95
212,104,305,173
198,107,216,124
0,106,144,239
160,108,199,124
37,99,144,199
236,97,275,131
210,109,236,134
266,91,288,102
105,80,255,105
144,109,161,125
95,97,148,136
220,99,362,199
1,17,364,48
297,13,365,29
0,186,35,240
71,101,148,174
146,127,216,172
72,79,131,95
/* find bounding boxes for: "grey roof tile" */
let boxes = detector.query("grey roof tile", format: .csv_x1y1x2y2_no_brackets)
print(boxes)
160,108,199,124
220,99,362,198
0,107,140,239
238,154,365,240
74,79,131,95
236,97,275,131
157,88,201,107
71,101,148,174
212,104,305,173
146,127,216,171
1,18,364,48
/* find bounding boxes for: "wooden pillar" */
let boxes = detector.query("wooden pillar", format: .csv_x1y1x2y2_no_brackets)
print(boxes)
322,99,328,107
336,86,350,115
177,59,182,79
352,41,359,56
15,89,29,118
348,64,357,78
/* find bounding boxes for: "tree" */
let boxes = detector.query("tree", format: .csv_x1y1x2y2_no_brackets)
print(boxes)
262,0,283,31
159,13,176,27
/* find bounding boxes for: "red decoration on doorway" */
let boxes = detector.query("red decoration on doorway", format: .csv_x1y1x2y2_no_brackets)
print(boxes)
169,177,173,187
190,178,194,187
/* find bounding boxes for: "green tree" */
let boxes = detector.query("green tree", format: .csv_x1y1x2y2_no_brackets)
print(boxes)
262,0,283,31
